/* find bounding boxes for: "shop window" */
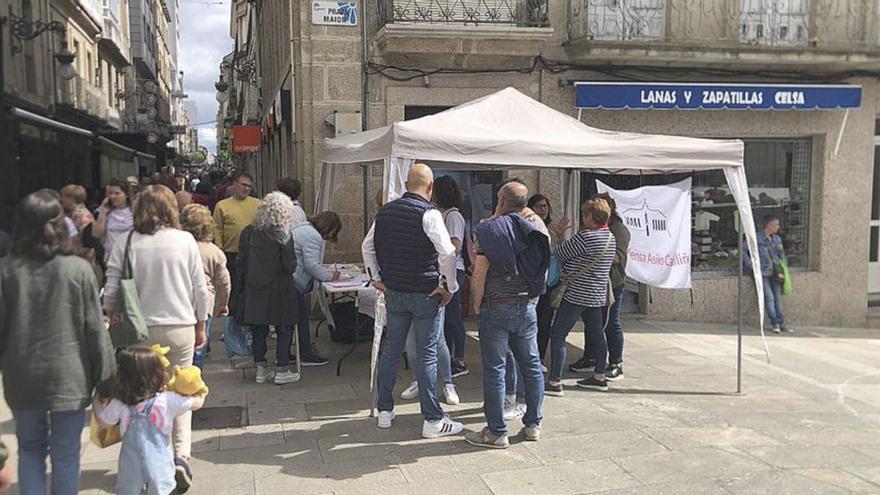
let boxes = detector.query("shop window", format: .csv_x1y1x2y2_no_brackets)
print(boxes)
580,138,812,273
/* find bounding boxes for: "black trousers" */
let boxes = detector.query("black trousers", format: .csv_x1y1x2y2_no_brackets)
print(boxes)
536,291,554,360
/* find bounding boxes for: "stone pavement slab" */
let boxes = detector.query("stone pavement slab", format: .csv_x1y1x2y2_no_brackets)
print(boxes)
5,318,880,494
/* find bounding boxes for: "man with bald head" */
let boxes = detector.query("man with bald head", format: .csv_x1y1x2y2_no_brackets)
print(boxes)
362,163,463,438
467,180,549,449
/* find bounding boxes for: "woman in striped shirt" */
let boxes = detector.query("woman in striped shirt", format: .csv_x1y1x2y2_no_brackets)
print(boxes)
546,199,616,395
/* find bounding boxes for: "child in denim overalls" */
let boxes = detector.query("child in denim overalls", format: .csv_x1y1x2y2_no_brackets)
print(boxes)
95,346,205,495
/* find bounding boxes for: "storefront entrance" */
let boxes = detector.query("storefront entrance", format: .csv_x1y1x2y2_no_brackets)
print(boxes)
868,122,880,302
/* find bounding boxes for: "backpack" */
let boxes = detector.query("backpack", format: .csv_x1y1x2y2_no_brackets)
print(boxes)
442,208,474,276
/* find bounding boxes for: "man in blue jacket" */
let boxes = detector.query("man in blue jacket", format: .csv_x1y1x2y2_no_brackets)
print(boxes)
362,163,463,438
466,181,549,449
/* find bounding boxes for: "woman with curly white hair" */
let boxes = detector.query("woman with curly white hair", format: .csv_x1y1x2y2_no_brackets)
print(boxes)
236,191,300,384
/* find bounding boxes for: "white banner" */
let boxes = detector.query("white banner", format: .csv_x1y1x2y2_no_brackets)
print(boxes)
597,178,692,289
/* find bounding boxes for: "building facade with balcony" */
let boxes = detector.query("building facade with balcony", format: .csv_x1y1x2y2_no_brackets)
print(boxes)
250,0,880,327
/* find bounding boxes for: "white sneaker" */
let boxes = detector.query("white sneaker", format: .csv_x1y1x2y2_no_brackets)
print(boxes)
422,416,464,438
377,410,395,428
274,369,301,384
444,384,460,405
255,364,275,384
400,381,419,400
503,402,526,421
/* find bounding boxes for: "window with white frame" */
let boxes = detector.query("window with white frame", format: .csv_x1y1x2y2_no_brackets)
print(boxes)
585,0,666,41
740,0,808,46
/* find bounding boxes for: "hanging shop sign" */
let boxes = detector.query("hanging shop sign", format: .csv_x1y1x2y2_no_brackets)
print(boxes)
312,2,357,26
597,178,692,289
574,82,862,110
232,125,261,153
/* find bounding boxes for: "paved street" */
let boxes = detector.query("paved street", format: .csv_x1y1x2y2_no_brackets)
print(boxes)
4,317,880,494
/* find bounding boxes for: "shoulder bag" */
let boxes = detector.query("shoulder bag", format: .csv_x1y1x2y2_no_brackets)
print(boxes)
108,231,149,348
550,234,613,310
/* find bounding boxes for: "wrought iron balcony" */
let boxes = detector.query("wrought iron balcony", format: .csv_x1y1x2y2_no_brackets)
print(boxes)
567,0,879,50
378,0,549,28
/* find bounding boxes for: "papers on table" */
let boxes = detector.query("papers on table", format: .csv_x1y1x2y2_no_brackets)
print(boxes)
323,274,371,292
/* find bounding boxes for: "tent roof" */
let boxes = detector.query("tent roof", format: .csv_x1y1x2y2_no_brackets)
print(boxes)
320,87,744,173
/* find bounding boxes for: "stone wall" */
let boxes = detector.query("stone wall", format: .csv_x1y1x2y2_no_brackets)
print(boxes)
285,2,879,327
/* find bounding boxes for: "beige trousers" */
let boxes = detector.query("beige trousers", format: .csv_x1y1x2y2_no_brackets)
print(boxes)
148,324,195,459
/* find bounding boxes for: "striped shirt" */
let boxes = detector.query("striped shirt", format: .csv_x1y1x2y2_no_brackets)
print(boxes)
554,228,615,308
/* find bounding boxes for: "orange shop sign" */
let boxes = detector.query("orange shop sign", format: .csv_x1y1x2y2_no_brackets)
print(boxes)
232,126,261,153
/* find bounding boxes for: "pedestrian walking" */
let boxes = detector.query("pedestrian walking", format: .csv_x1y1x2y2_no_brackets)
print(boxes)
237,192,301,384
571,193,631,380
276,177,309,227
213,172,260,358
362,163,463,438
466,181,549,449
291,211,343,367
0,191,116,495
432,175,471,378
181,204,231,369
192,180,215,212
527,193,571,368
94,347,205,495
756,215,792,334
60,184,95,234
546,199,616,396
103,185,209,492
93,178,134,264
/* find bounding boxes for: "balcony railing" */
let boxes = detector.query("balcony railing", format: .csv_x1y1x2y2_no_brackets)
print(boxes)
60,75,109,122
378,0,549,28
567,0,666,42
567,0,878,49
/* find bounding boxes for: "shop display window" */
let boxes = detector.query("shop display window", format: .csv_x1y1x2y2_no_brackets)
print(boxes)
581,138,812,273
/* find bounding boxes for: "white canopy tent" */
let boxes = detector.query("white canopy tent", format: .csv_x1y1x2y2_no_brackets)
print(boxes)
318,87,765,392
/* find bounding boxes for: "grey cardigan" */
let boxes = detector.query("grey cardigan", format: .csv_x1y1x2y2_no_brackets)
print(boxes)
0,255,116,411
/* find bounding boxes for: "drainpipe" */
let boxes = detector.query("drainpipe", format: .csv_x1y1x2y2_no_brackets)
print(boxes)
361,0,371,235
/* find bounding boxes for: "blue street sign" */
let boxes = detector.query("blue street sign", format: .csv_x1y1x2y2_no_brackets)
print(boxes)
574,82,862,110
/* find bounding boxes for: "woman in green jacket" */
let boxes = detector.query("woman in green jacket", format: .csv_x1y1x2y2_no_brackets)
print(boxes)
0,191,116,495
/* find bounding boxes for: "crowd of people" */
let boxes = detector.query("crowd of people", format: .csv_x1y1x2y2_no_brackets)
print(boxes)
0,168,343,493
0,161,793,491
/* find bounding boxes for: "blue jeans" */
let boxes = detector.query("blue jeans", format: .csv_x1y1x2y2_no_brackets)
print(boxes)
763,276,785,326
478,301,543,436
550,301,606,382
444,270,467,360
251,325,293,368
505,352,525,403
193,315,212,369
377,289,445,421
407,314,452,385
294,287,315,358
582,286,625,365
14,409,86,495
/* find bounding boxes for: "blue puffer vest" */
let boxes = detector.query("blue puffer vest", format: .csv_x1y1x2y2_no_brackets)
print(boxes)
374,192,440,293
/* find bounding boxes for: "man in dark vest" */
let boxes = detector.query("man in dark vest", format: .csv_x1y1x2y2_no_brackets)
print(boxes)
466,181,549,449
362,163,464,438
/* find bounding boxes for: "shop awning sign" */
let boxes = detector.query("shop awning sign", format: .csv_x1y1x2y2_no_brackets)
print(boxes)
232,125,261,154
574,82,862,110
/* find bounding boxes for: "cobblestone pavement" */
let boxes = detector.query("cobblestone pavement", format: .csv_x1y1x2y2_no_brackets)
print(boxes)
4,317,880,494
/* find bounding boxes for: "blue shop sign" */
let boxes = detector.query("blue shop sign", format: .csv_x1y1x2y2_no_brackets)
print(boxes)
574,82,861,110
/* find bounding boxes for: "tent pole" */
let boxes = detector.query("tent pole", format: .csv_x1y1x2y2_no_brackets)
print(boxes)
577,108,583,122
833,108,850,158
363,164,371,235
737,214,743,394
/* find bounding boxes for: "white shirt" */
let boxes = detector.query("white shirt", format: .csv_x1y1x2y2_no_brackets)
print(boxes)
362,208,459,294
442,208,467,272
292,201,308,227
98,392,193,436
104,227,210,326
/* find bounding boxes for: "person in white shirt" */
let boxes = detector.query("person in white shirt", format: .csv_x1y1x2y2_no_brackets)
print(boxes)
362,163,463,439
276,177,309,227
103,185,209,491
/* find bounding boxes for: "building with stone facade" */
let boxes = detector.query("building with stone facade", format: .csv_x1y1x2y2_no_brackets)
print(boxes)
227,0,880,327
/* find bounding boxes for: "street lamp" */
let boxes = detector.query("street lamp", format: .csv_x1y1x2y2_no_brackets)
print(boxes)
215,76,229,104
0,11,77,98
54,41,76,81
